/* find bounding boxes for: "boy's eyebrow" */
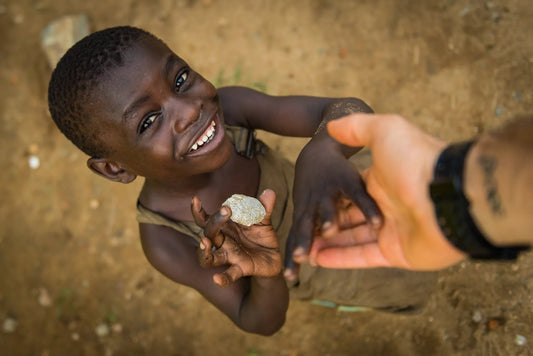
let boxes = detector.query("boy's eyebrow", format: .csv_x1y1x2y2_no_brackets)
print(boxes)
122,54,181,123
122,95,151,123
164,53,180,79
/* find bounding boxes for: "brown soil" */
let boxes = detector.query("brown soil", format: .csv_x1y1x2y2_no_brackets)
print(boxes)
1,0,532,355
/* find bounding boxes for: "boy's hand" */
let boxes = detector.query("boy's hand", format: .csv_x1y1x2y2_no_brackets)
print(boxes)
284,139,382,281
310,113,466,270
191,189,281,287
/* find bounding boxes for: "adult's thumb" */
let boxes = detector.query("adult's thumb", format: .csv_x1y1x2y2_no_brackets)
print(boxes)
327,113,377,148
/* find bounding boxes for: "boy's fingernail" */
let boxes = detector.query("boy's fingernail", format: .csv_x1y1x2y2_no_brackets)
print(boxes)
220,207,229,216
370,216,382,229
284,269,296,281
322,221,332,231
293,247,306,257
199,242,205,250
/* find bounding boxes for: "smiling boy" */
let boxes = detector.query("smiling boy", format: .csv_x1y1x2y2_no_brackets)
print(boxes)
48,26,436,335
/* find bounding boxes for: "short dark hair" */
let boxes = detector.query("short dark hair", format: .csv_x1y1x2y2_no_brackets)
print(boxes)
47,26,158,157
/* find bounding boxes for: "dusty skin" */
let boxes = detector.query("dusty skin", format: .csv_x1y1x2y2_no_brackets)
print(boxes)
1,0,532,355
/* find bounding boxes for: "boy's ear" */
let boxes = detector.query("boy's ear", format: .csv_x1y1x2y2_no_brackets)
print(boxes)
87,158,137,184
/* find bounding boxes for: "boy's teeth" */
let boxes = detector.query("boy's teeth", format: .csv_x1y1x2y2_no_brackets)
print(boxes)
189,121,216,152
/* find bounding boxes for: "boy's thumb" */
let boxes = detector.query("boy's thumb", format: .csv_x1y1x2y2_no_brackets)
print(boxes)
327,113,376,148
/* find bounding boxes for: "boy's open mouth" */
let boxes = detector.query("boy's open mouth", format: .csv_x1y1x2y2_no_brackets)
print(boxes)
188,120,216,153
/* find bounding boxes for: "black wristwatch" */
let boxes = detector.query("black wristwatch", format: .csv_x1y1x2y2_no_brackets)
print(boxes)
429,141,528,260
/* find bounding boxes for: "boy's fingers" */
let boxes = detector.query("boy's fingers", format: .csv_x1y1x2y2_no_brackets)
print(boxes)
318,199,338,238
258,189,276,223
209,247,229,267
289,216,315,264
213,265,244,287
191,196,208,227
327,113,378,148
197,238,213,268
344,179,383,229
204,206,231,244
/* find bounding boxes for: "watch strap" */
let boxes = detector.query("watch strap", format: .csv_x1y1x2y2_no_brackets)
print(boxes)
430,141,528,260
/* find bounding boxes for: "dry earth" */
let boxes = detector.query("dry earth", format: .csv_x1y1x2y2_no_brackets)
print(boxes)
1,0,532,355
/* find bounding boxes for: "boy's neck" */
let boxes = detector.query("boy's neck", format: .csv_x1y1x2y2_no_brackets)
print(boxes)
139,151,260,219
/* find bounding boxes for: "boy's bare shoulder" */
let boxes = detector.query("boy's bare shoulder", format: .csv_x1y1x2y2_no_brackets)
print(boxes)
139,222,205,284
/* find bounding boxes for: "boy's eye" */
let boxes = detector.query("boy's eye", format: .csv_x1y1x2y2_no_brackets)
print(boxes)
138,113,158,134
175,70,189,91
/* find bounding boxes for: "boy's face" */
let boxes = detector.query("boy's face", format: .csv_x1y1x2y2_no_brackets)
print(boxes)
90,36,232,182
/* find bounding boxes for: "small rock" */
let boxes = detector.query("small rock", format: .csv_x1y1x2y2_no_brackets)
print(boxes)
495,107,504,117
95,323,110,337
41,14,90,69
472,311,483,323
29,155,40,169
13,14,23,24
28,144,39,154
487,319,499,330
3,317,18,333
111,323,123,333
515,334,527,346
71,332,80,341
38,288,52,307
89,199,99,209
222,194,266,226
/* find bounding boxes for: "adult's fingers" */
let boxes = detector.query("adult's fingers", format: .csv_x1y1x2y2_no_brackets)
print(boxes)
310,223,377,264
315,242,391,269
327,113,379,148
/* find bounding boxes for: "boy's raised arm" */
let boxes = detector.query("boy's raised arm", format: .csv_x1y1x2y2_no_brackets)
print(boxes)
217,86,381,280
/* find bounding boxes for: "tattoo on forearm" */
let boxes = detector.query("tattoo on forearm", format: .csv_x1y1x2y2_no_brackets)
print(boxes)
478,155,505,216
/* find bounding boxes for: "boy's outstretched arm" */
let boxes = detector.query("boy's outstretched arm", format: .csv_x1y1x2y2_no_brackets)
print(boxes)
217,87,381,280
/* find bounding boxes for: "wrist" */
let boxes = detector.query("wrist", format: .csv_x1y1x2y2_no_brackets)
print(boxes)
429,141,528,260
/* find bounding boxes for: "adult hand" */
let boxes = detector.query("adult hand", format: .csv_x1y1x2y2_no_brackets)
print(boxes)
313,113,467,270
192,189,282,286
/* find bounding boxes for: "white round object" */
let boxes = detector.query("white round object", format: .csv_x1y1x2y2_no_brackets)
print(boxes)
28,155,40,169
222,194,266,226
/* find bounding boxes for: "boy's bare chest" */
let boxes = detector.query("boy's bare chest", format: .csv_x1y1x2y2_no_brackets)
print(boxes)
141,154,261,222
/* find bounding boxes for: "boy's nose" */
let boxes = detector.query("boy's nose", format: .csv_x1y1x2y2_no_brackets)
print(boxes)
171,99,202,133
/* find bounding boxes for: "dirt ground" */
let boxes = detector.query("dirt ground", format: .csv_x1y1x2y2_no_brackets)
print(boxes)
0,0,532,355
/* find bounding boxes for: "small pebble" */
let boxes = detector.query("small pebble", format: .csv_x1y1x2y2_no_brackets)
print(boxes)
3,317,18,333
29,155,40,169
28,144,39,154
495,107,504,117
89,199,100,209
111,323,123,333
472,311,483,323
222,194,266,226
13,14,23,24
95,323,110,337
515,334,527,346
38,288,52,307
71,332,80,341
487,319,499,330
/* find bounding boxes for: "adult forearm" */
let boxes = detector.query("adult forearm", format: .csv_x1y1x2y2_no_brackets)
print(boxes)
464,117,533,246
238,273,289,335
